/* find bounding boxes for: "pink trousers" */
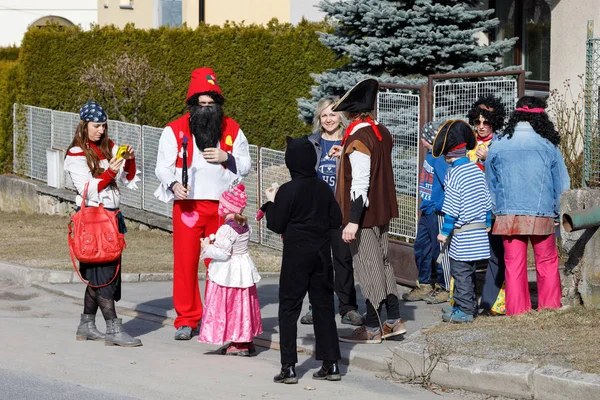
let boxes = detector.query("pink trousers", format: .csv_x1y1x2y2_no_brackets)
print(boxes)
502,234,561,316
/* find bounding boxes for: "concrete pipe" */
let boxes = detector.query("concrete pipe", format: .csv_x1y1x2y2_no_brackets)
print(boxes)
562,206,600,232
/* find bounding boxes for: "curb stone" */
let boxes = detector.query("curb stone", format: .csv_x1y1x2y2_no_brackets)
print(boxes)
0,262,281,286
532,365,600,400
391,338,600,400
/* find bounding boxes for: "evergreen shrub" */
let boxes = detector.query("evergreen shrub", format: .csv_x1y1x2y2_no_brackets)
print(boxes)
4,20,342,157
0,60,20,172
0,46,19,61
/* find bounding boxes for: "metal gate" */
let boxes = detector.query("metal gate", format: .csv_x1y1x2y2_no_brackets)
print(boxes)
584,20,600,187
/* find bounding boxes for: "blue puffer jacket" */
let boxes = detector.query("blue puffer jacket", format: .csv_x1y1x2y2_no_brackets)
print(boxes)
485,122,570,221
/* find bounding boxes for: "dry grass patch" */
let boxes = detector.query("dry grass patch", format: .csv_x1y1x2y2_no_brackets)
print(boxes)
421,306,600,374
0,211,281,273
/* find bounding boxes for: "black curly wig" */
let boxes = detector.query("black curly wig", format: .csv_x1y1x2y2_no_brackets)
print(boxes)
501,96,560,146
467,95,506,132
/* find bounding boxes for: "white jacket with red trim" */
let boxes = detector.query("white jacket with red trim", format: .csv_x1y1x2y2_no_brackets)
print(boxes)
154,124,251,202
64,144,141,208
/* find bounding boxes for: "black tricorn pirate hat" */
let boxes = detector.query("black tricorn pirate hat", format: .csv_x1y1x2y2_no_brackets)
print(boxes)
331,78,379,113
432,120,477,158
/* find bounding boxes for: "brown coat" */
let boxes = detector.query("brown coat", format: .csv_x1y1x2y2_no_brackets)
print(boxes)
336,123,399,227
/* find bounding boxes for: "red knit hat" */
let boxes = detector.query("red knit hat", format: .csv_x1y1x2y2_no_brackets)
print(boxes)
186,67,223,100
218,183,247,217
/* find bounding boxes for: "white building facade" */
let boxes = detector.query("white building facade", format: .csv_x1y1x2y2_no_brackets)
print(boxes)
0,0,97,47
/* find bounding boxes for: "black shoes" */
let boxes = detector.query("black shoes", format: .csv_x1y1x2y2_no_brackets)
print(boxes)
312,361,342,381
273,364,298,384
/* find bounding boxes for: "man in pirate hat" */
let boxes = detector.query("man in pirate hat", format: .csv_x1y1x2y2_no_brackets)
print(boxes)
432,120,492,323
155,67,251,340
329,79,407,344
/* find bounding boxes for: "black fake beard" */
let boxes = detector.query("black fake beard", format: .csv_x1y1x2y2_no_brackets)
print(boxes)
189,104,224,151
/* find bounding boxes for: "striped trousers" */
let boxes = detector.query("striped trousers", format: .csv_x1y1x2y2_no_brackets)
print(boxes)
349,224,399,307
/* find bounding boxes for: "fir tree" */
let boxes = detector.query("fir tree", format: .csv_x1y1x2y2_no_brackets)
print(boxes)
298,0,518,122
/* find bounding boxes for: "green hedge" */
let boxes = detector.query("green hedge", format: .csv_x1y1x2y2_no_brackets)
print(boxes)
0,46,19,61
0,60,19,173
8,20,342,154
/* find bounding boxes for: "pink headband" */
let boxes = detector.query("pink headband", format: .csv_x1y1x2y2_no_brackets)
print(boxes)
515,105,545,113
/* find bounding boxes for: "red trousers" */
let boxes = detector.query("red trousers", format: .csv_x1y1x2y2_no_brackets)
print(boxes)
172,199,221,329
502,234,561,316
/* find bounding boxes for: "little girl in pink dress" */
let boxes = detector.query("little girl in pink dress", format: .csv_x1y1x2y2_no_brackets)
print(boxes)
198,183,263,356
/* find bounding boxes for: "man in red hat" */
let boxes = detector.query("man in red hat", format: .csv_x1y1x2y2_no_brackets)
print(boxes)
155,67,251,340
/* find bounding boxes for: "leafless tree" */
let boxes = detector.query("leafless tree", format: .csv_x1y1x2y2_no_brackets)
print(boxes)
79,52,172,125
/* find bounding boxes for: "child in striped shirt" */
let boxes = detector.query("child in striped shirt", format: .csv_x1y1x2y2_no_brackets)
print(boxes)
433,120,492,323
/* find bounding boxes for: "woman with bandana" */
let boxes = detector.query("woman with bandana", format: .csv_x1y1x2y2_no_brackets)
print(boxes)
64,101,142,346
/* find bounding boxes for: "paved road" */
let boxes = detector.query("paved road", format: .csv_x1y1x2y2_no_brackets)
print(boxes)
0,280,455,400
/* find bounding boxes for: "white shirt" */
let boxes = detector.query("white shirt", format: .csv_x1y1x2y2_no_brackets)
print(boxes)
154,126,251,202
64,145,141,208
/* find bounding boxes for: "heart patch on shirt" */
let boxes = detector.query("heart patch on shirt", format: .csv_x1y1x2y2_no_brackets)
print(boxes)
181,211,199,227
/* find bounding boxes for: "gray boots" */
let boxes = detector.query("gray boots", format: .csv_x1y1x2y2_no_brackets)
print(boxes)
76,314,105,341
105,318,143,347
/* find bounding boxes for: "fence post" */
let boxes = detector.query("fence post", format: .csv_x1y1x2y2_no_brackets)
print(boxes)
12,103,16,173
584,20,595,187
517,70,525,99
29,107,33,177
256,145,262,245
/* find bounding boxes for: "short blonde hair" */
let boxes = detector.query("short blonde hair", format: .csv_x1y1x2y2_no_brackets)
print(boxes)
312,96,348,134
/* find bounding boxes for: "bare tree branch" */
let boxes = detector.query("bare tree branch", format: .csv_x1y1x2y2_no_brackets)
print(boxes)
79,52,173,125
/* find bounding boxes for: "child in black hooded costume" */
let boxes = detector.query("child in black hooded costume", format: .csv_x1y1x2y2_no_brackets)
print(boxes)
262,135,342,384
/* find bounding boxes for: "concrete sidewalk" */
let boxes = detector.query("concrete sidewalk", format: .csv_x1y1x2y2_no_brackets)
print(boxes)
34,276,444,373
3,261,600,400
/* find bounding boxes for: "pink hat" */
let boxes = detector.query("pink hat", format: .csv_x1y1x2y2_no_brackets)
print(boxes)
218,183,247,217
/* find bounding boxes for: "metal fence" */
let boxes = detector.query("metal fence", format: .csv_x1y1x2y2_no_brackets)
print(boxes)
377,89,421,239
584,20,600,187
433,79,518,124
12,72,522,249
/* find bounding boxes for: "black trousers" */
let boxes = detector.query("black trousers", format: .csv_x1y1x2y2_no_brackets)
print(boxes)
278,243,341,365
480,233,506,311
331,227,358,316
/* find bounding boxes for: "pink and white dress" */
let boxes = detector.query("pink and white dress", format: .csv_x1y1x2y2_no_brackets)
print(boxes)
198,219,263,344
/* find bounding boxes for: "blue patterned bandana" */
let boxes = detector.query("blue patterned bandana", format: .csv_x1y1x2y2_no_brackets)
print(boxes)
79,101,107,123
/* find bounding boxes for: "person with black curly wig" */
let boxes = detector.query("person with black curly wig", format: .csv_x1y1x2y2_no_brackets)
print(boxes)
466,95,506,169
466,95,508,317
485,96,570,316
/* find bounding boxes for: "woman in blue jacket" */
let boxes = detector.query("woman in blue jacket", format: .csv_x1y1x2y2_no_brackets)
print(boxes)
485,96,570,316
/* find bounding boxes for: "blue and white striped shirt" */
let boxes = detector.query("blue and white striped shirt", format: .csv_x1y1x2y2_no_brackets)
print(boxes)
441,157,491,261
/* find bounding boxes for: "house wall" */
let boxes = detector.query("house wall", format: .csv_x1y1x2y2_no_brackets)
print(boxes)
0,0,97,46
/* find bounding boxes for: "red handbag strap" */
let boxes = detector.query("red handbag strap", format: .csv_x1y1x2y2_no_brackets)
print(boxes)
68,241,121,288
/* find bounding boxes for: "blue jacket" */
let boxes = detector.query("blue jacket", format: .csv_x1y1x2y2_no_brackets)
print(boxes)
419,150,448,214
485,122,570,221
432,155,449,214
419,152,436,213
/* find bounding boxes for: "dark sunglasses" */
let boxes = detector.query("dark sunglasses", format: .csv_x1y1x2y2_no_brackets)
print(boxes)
473,119,491,127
